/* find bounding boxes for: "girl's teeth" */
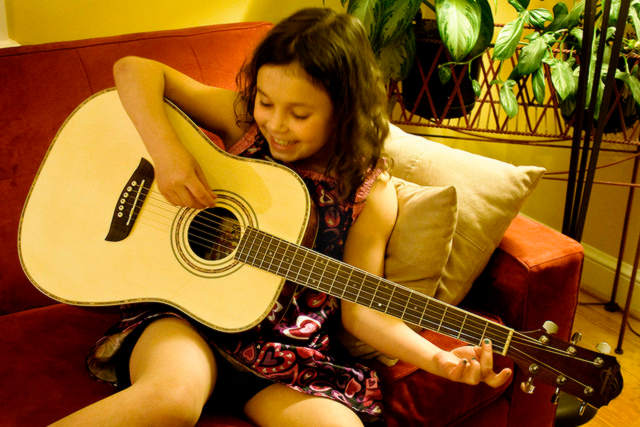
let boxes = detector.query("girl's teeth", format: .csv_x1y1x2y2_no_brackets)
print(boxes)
275,138,294,146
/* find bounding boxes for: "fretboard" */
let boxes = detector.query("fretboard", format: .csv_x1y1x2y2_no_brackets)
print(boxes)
235,226,513,354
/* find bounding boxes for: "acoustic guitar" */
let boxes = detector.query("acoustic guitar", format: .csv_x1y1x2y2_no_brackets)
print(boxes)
19,89,622,412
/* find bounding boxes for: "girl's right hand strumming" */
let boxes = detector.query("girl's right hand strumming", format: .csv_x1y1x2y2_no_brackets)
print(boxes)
154,147,217,209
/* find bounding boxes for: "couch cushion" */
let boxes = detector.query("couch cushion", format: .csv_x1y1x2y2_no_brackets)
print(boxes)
385,177,458,297
0,303,255,426
385,125,545,305
0,304,120,425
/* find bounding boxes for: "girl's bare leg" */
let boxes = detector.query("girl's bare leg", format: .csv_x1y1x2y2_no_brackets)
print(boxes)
244,383,364,427
51,317,217,427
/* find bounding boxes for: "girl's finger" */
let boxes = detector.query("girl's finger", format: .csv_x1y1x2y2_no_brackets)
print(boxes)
480,338,494,377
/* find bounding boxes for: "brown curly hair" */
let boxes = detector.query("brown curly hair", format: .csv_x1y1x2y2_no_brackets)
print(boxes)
236,8,390,200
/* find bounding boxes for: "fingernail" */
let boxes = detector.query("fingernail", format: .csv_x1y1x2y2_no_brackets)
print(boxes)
483,338,491,345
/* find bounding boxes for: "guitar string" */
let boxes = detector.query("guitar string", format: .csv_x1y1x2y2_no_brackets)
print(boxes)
241,228,587,356
123,194,519,349
507,330,602,363
121,190,554,352
243,228,571,353
239,227,514,348
146,199,559,354
508,345,594,390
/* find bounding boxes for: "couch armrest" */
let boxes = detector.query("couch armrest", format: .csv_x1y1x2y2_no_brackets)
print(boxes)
462,215,583,427
463,215,583,340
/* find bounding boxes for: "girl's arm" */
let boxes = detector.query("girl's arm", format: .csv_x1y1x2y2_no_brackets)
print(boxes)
341,174,511,388
113,56,245,208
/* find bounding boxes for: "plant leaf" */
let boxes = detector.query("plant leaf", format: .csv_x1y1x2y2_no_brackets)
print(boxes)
468,0,495,58
378,26,416,81
438,64,453,84
547,2,569,31
629,3,640,37
436,0,482,61
508,0,530,13
549,60,578,100
500,80,519,118
472,79,481,96
493,14,526,60
532,66,546,104
567,0,585,28
616,71,640,107
528,8,554,29
347,0,384,50
608,0,621,26
378,0,422,47
516,36,548,75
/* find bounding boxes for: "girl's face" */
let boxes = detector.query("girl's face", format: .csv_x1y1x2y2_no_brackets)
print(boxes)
253,62,334,170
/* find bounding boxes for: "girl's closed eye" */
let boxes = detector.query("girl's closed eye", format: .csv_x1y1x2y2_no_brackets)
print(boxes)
292,110,310,120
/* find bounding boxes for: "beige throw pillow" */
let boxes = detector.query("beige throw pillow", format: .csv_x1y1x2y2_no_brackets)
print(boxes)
384,124,545,305
384,177,458,298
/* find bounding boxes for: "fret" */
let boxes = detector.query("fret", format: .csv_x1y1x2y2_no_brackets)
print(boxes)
327,263,340,295
239,228,258,265
339,268,353,299
384,285,396,314
282,243,296,279
419,298,430,329
256,232,270,271
369,279,381,309
437,306,448,333
480,321,489,345
354,273,366,303
457,313,468,339
269,238,283,275
305,252,319,290
343,270,363,302
317,256,329,293
400,290,410,320
293,247,308,284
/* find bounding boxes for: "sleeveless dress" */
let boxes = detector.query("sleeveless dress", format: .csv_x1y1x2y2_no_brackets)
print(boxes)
86,125,385,419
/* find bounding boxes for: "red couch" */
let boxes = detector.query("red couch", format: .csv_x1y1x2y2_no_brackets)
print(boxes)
0,22,583,426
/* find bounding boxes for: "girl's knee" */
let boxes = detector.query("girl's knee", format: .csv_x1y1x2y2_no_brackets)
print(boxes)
244,384,363,427
129,380,205,426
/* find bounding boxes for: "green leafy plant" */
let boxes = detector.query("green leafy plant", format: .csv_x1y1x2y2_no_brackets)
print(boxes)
492,0,640,122
340,0,495,82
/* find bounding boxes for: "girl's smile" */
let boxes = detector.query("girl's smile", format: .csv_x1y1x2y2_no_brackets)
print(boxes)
254,62,334,171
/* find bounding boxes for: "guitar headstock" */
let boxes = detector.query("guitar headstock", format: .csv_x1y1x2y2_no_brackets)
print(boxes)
507,325,623,409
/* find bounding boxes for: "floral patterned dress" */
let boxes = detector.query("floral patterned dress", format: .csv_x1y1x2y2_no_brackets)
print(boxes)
87,125,385,419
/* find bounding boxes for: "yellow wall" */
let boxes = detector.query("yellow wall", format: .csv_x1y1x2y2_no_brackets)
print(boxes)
5,0,344,44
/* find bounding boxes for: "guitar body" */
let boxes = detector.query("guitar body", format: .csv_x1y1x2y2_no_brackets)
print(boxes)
18,89,312,332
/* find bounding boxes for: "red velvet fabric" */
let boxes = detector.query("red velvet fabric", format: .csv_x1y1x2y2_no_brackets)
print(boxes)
0,22,583,426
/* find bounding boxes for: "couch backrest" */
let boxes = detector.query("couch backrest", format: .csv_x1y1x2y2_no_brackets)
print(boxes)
0,22,273,314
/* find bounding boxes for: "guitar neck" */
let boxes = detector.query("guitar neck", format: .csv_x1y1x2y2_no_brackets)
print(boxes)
235,226,514,355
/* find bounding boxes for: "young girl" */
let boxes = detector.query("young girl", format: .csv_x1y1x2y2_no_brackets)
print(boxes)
53,8,511,427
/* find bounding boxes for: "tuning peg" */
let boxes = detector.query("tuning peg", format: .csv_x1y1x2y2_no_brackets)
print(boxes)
543,320,559,335
520,376,536,394
596,342,611,354
578,401,588,416
571,332,583,344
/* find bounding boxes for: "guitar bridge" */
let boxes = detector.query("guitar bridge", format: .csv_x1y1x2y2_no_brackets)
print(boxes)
105,158,154,242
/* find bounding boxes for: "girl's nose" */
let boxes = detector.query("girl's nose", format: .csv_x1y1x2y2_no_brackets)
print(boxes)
268,109,288,133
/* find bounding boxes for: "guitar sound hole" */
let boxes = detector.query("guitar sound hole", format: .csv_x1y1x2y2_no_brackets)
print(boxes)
187,207,240,261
